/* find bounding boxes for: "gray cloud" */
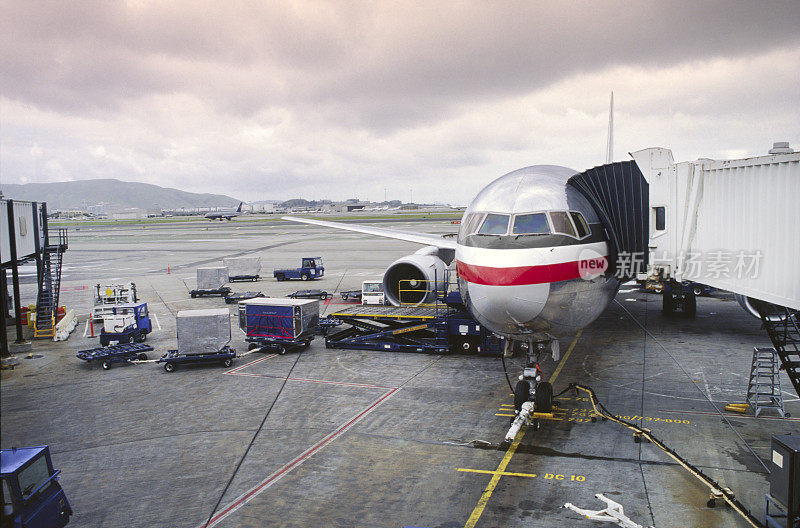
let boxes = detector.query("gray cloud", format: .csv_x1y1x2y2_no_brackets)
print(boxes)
1,1,799,204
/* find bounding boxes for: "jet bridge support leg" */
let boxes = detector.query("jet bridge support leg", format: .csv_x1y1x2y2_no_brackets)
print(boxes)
662,280,696,317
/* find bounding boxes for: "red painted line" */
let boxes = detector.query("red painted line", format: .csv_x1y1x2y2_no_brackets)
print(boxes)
659,409,800,422
224,354,278,374
61,285,89,291
231,371,395,390
456,257,607,286
201,387,399,527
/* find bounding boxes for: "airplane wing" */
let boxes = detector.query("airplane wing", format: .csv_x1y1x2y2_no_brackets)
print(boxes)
281,216,458,250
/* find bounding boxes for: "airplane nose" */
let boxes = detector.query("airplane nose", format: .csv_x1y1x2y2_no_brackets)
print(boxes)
466,282,550,331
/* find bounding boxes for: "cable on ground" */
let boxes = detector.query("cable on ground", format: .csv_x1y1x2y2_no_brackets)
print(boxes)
570,383,765,528
202,350,304,527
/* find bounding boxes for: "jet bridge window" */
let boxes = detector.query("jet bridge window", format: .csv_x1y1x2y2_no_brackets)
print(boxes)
549,211,576,237
512,213,550,235
654,207,666,231
477,213,510,235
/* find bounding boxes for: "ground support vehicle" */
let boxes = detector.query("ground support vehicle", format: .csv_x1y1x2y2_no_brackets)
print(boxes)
273,257,325,281
324,305,503,355
246,337,312,355
239,298,319,355
361,280,387,305
189,286,232,298
91,282,137,320
99,302,152,346
288,289,329,300
224,291,265,304
684,281,715,296
340,290,362,302
319,316,343,335
1,446,72,528
76,343,153,370
157,346,236,372
228,274,260,282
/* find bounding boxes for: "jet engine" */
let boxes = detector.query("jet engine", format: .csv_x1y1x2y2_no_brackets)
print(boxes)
382,246,452,306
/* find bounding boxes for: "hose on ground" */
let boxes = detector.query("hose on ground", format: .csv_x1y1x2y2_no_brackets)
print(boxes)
571,383,766,528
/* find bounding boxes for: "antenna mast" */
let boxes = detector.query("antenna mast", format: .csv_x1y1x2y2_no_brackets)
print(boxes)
605,92,614,164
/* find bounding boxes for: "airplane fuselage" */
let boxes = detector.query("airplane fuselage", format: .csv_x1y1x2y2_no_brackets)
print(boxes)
453,165,620,343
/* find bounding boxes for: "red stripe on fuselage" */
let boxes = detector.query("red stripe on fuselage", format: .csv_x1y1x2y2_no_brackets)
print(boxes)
456,257,607,286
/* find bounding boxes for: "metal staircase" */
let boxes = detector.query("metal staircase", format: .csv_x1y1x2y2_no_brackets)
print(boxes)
33,229,68,339
746,347,785,418
754,300,800,399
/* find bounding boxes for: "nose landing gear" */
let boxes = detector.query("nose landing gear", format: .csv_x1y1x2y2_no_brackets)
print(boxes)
506,340,556,441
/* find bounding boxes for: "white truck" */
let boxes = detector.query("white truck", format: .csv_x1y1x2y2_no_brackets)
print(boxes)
361,280,386,305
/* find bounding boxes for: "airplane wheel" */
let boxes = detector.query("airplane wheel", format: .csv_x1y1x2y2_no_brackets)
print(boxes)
535,381,553,413
514,380,531,411
683,291,697,318
662,292,674,314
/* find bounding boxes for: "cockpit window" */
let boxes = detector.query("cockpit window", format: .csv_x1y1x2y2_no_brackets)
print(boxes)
477,214,510,235
549,211,576,237
512,213,550,235
570,212,590,238
459,212,485,237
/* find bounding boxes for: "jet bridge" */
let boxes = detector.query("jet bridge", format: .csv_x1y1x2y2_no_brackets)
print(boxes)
632,146,800,311
568,161,650,279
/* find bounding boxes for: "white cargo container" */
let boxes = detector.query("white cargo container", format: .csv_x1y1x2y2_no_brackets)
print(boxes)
196,266,229,290
632,147,800,310
223,256,261,279
177,308,231,355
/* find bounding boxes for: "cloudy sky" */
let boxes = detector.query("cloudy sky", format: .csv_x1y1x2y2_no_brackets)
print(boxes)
2,1,798,205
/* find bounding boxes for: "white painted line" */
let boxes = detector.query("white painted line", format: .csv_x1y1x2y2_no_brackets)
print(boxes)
82,318,89,337
152,313,162,331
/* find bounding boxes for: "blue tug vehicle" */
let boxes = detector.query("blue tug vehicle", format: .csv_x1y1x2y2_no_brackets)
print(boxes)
1,446,72,527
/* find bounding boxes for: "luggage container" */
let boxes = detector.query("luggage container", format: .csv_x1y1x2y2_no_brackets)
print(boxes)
238,298,319,354
196,266,229,290
224,256,262,281
176,308,231,355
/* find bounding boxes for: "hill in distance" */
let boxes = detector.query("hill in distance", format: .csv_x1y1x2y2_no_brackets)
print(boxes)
1,179,242,210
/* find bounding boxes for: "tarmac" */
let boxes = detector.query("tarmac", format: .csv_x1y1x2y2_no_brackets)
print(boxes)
2,216,798,528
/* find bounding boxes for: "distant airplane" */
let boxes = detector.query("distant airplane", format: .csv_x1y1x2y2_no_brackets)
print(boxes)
205,202,243,221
